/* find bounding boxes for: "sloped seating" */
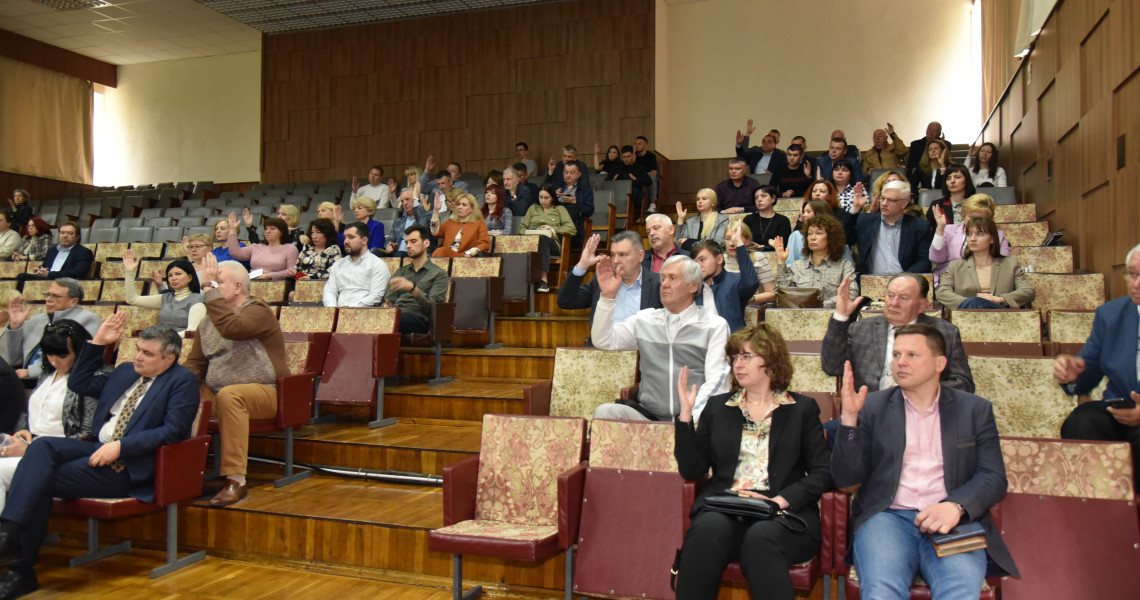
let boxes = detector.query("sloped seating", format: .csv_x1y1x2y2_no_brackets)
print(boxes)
279,305,337,333
21,281,51,302
1001,221,1051,246
94,243,130,265
993,203,1036,223
99,259,132,280
428,414,587,600
163,242,187,258
450,257,505,349
1009,245,1073,273
85,303,117,322
291,279,326,304
116,305,161,338
316,307,402,427
969,355,1093,437
858,273,934,303
949,309,1041,344
1025,273,1104,316
1046,309,1094,354
523,348,639,418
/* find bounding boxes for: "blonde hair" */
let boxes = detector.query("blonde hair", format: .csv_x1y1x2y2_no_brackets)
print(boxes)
453,194,482,223
404,165,423,181
278,204,301,227
188,233,212,248
317,201,337,214
872,169,908,199
351,196,377,215
961,193,996,218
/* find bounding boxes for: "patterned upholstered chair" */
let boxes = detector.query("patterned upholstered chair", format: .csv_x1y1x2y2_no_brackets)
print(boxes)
1001,221,1051,246
114,336,194,366
93,242,130,265
993,203,1036,223
77,280,103,303
428,414,587,600
291,279,326,304
379,256,402,275
1009,245,1073,273
129,241,164,258
1026,273,1104,318
99,280,142,303
163,241,187,258
52,399,212,578
1046,309,1095,354
21,280,51,302
86,303,117,323
98,258,133,280
249,280,289,305
949,309,1043,356
969,355,1099,438
789,353,838,395
858,273,934,303
0,261,28,280
278,305,337,333
316,307,402,427
492,235,542,311
774,198,800,213
137,259,172,286
523,348,639,419
451,257,505,349
764,308,835,352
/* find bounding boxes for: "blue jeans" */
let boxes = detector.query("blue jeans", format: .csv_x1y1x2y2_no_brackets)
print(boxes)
853,509,986,600
957,296,1005,309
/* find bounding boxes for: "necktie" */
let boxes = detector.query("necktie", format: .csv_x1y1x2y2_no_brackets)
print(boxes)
109,377,150,472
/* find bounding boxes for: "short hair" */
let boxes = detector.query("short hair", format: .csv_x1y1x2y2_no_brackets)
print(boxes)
435,170,451,180
663,255,703,290
564,162,580,173
40,318,92,373
756,184,779,200
277,204,300,227
12,189,29,201
829,137,848,148
370,164,384,175
882,179,912,198
962,216,1003,259
872,169,909,198
516,141,529,150
139,324,183,359
53,277,84,301
791,135,807,145
636,135,648,143
1126,243,1140,266
802,215,847,261
610,230,643,250
725,323,794,390
887,272,930,299
503,166,519,178
961,193,996,218
561,145,578,154
404,224,430,242
308,217,337,244
620,145,634,154
188,233,212,248
317,201,337,213
448,162,462,173
692,239,724,259
787,143,804,154
645,213,672,229
728,157,747,168
941,164,977,201
894,323,946,358
346,221,370,240
831,161,852,174
511,163,529,175
762,134,777,144
262,217,290,239
351,196,377,214
59,221,80,241
217,260,251,292
770,129,781,136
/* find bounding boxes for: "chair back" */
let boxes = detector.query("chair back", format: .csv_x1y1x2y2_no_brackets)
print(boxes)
335,307,399,334
549,348,639,419
249,280,289,304
291,279,326,304
137,259,172,284
21,281,51,302
1010,245,1073,273
1002,221,1051,246
949,309,1041,343
859,273,934,302
764,308,835,342
101,281,142,303
129,242,164,258
588,418,676,471
970,355,1103,437
1047,309,1094,345
788,353,837,394
993,203,1036,223
279,305,337,333
380,256,402,274
116,305,161,337
1026,273,1104,316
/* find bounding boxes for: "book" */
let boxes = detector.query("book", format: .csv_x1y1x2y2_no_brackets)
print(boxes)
929,522,988,558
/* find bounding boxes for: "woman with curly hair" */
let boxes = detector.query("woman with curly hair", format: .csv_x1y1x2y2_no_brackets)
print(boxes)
773,215,858,308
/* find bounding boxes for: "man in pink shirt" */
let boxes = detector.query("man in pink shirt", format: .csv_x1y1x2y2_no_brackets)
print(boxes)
831,323,1019,599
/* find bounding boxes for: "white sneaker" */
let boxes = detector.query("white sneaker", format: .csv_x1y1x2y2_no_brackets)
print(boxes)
647,203,657,213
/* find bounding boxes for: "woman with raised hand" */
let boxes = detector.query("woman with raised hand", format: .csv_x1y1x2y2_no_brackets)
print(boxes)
122,249,205,335
675,188,729,253
209,217,246,266
912,138,953,190
929,193,1010,285
225,212,299,280
593,142,621,175
773,215,858,309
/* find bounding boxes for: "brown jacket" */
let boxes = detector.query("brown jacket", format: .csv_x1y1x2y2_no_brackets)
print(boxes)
860,134,908,174
184,290,288,393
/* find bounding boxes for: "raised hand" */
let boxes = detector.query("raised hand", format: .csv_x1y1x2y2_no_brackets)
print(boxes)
547,155,557,173
676,201,687,223
746,118,756,136
434,194,445,212
1052,354,1085,384
228,211,240,232
93,311,128,346
969,144,978,157
121,249,138,273
839,360,868,427
201,252,219,285
732,225,747,251
886,122,895,136
181,235,190,253
772,235,789,263
242,207,254,228
851,185,869,213
933,205,948,232
333,204,344,225
352,175,360,193
594,141,601,154
7,296,27,330
595,255,621,299
676,365,698,423
803,159,812,178
575,234,604,271
424,154,436,172
833,276,865,318
736,130,745,145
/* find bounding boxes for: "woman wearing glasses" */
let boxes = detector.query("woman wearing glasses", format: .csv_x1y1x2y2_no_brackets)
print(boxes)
0,319,105,511
120,249,206,335
673,323,833,599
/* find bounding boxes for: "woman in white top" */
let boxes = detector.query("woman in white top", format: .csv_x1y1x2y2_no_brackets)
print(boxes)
964,142,1008,187
0,320,102,512
122,250,206,335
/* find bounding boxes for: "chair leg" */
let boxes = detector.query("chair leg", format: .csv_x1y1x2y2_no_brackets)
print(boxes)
204,434,222,481
272,427,313,487
823,573,831,600
368,376,397,428
308,375,335,425
69,518,131,567
429,341,453,386
838,575,846,600
452,554,483,600
525,282,541,317
564,546,574,600
484,312,503,350
150,503,206,578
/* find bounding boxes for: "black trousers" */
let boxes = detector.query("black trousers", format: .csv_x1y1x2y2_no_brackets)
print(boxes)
675,510,818,600
398,312,429,334
1061,402,1140,491
536,235,559,276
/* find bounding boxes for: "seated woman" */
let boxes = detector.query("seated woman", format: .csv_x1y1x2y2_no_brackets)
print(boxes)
180,233,214,275
247,205,304,249
925,164,976,230
209,217,247,266
774,215,858,309
9,218,52,263
226,213,299,280
673,323,833,599
802,179,843,220
335,196,385,251
593,143,622,175
516,184,577,292
432,193,492,258
295,217,343,280
742,185,791,252
936,216,1035,310
0,288,20,355
828,161,857,211
784,199,853,266
929,193,1010,285
482,183,513,235
0,319,104,511
313,201,347,238
911,138,953,190
121,249,206,335
675,188,729,253
965,142,1007,187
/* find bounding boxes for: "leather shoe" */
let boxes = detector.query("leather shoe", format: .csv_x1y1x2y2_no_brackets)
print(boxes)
209,479,248,507
0,528,22,567
0,570,36,600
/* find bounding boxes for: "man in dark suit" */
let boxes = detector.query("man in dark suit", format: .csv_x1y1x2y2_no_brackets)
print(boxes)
821,273,973,393
907,121,950,176
558,232,661,344
1054,243,1140,489
555,162,594,244
735,125,788,176
844,180,933,275
832,324,1019,598
17,222,93,287
0,315,198,599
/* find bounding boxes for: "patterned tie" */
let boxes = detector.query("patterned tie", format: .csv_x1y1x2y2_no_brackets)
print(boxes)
109,377,150,472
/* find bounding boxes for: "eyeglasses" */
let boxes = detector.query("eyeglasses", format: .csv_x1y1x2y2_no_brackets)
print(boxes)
44,293,69,301
727,353,764,364
187,244,209,250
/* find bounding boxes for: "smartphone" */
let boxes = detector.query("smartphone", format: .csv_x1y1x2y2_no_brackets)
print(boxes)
1103,398,1138,409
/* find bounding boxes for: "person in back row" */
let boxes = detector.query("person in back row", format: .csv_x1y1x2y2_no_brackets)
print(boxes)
845,180,933,276
644,213,690,274
18,222,93,285
384,225,449,336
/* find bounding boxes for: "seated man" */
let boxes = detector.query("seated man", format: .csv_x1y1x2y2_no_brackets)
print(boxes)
188,257,290,506
418,155,470,197
770,143,813,198
831,324,1018,598
324,223,390,307
607,145,653,217
17,222,93,285
692,230,759,332
1054,243,1140,490
643,214,690,274
513,141,537,176
349,165,392,210
557,232,662,343
4,278,101,380
822,273,973,393
814,137,864,184
590,255,730,422
503,166,534,218
734,120,788,175
860,124,908,176
384,225,449,335
546,145,591,190
634,135,661,212
713,158,762,214
0,316,198,599
555,162,594,243
845,181,933,275
383,189,432,257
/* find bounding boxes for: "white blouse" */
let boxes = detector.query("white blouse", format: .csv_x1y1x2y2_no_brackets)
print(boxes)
27,373,69,438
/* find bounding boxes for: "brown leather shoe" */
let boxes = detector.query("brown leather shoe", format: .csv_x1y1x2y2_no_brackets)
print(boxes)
209,479,248,507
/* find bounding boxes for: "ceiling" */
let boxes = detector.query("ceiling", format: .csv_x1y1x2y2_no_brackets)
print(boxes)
1,0,554,66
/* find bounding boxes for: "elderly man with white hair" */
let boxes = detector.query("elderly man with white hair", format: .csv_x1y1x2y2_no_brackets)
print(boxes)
590,254,731,423
642,213,690,274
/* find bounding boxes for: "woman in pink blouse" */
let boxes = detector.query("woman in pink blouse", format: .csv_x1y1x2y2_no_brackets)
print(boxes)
225,212,298,280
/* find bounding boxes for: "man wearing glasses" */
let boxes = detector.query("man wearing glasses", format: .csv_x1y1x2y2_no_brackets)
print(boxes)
3,278,101,381
1054,243,1140,491
844,180,932,276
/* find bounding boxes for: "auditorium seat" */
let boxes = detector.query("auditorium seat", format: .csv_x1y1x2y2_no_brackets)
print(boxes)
764,308,835,352
249,280,289,305
450,257,505,349
123,227,152,244
1046,309,1094,354
993,203,1036,223
1001,221,1051,246
428,414,587,600
129,242,164,258
491,235,542,311
1025,273,1104,317
789,353,838,395
290,279,326,304
949,309,1041,344
523,347,639,418
589,189,613,243
969,355,1090,437
137,259,171,284
88,228,119,243
151,226,183,243
316,307,402,428
858,273,934,303
1009,245,1073,273
279,305,337,333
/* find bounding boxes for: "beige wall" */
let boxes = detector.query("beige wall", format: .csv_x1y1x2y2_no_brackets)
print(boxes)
656,0,979,159
94,51,261,186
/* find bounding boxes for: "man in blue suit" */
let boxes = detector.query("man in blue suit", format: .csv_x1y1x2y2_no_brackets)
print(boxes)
1054,243,1140,490
0,315,199,599
19,222,94,285
843,180,932,275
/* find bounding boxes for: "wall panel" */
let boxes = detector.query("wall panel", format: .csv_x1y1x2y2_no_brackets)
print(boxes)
260,0,653,184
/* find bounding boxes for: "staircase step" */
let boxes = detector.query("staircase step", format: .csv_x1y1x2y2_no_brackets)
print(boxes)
398,346,555,381
500,291,589,317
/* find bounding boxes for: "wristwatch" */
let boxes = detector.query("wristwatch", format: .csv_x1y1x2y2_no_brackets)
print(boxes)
954,502,968,520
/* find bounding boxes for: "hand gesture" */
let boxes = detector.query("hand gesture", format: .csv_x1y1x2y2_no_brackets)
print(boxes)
915,502,963,535
7,296,27,330
150,271,164,288
227,211,239,232
201,252,219,285
746,118,756,136
851,185,869,213
595,255,621,299
575,234,604,270
676,201,687,223
834,276,865,318
933,205,948,232
424,154,436,172
969,143,978,157
434,193,445,212
242,207,254,228
869,194,881,213
736,129,745,145
121,249,138,273
772,235,789,263
333,204,344,225
93,311,128,346
676,365,698,423
886,122,895,136
352,175,360,193
1052,354,1086,384
299,234,312,246
593,141,601,154
782,189,795,198
803,159,812,178
181,235,191,253
815,165,821,180
387,178,398,194
389,276,413,292
839,360,868,427
732,225,747,251
88,440,121,468
547,155,557,173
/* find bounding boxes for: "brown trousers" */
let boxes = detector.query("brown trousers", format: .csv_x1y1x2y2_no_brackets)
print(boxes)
202,382,278,477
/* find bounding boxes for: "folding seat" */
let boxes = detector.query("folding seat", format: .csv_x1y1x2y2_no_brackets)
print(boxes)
116,218,143,236
278,305,336,333
1009,245,1073,273
116,305,161,338
87,228,119,243
151,226,183,243
428,414,587,600
590,189,613,244
217,191,242,203
136,260,172,290
162,207,187,219
129,242,164,259
450,257,505,349
491,235,543,314
1001,221,1051,246
271,182,295,194
249,280,290,305
1046,309,1094,354
204,198,227,211
993,203,1036,223
144,217,173,229
986,186,1017,205
138,207,163,219
0,262,26,281
949,309,1043,356
969,355,1089,438
1025,273,1104,317
763,308,836,353
523,348,639,418
599,179,633,229
122,227,151,244
91,217,118,229
747,173,773,185
290,279,326,305
193,181,214,196
316,307,402,428
21,281,51,302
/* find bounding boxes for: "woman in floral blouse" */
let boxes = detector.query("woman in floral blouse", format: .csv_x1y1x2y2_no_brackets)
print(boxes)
295,218,342,280
10,218,53,262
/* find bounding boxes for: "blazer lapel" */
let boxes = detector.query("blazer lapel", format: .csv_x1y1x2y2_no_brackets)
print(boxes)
886,389,907,482
869,318,890,381
938,386,959,489
121,370,167,435
964,259,980,293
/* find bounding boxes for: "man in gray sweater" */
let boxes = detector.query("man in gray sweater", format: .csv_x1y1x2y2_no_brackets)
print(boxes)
4,278,100,381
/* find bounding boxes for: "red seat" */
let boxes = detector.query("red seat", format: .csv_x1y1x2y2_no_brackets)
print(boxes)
316,307,401,427
53,400,213,578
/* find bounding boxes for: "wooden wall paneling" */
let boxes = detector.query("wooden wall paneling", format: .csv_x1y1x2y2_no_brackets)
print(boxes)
330,42,377,77
1052,128,1083,266
262,83,292,143
1038,82,1060,147
620,47,653,87
374,100,421,142
567,52,621,89
290,47,334,82
615,8,652,50
1079,14,1113,114
1025,24,1058,103
1108,166,1139,299
514,91,568,125
1082,182,1113,278
329,136,370,178
566,86,618,151
262,142,288,184
514,27,569,60
289,169,327,183
286,109,330,170
983,113,1001,148
515,55,569,91
1080,97,1113,193
1107,0,1140,89
328,99,373,139
416,129,472,170
466,94,517,158
378,40,428,76
0,172,96,205
513,122,569,168
417,96,468,134
466,60,516,97
1113,69,1140,174
567,18,615,55
1053,63,1082,138
419,65,467,100
1010,71,1025,122
619,117,652,146
369,133,419,173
